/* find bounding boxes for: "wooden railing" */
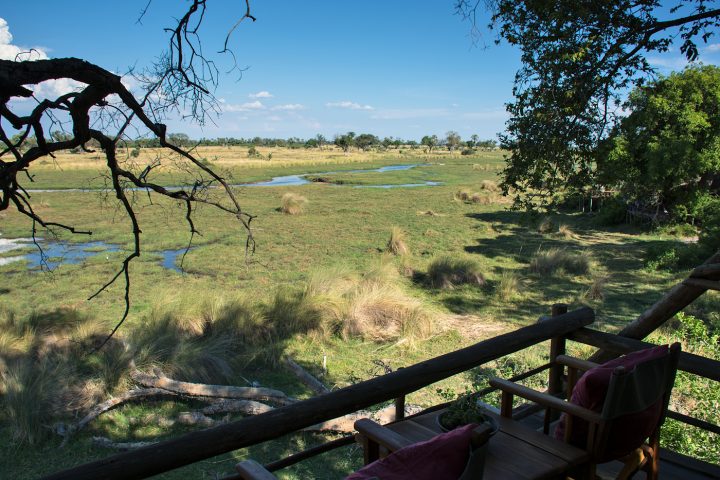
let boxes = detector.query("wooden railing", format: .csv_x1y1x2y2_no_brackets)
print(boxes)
43,302,720,479
43,307,595,480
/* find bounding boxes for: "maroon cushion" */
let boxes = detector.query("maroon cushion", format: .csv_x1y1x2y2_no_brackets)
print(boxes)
346,423,478,480
554,345,669,462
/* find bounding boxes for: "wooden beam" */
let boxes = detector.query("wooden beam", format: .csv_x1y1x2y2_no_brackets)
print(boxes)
43,307,594,480
689,263,720,281
568,328,720,382
683,278,720,291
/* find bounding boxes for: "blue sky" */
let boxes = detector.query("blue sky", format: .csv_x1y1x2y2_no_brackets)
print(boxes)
2,1,718,141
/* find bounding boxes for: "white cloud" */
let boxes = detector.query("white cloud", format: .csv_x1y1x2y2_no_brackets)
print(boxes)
222,100,266,112
1,18,85,100
706,43,720,53
326,101,374,111
0,17,47,61
271,103,305,111
249,91,273,99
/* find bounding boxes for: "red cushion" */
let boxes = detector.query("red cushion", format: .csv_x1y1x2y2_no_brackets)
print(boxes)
554,345,669,462
346,423,478,480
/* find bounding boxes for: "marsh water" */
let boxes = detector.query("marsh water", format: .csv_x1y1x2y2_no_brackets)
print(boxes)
9,163,439,270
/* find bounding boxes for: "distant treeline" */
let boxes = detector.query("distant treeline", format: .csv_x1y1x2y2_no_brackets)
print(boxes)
11,131,497,153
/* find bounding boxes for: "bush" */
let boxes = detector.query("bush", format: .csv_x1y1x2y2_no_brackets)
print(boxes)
460,148,475,156
280,192,308,215
530,249,591,276
654,312,720,463
427,256,485,289
697,197,720,252
595,197,627,226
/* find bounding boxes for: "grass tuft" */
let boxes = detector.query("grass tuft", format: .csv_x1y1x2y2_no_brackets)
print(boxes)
427,255,486,289
496,270,519,302
537,217,557,234
529,249,591,276
584,275,608,301
557,224,576,239
280,192,308,215
479,180,500,192
386,226,410,256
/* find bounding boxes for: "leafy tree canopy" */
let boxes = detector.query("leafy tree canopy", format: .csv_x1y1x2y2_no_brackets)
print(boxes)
598,65,720,238
456,0,720,210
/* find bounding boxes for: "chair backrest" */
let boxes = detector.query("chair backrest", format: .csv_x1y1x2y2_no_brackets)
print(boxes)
589,342,681,462
601,342,681,420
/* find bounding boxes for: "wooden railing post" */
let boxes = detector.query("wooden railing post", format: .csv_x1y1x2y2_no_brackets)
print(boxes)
539,303,568,433
394,368,405,421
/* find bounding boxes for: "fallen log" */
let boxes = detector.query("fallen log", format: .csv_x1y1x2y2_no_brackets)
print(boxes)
93,437,158,451
202,399,273,416
305,404,422,433
61,388,170,446
130,371,295,405
283,357,330,396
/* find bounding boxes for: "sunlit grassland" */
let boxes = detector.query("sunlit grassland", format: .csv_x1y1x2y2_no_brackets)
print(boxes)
1,147,715,478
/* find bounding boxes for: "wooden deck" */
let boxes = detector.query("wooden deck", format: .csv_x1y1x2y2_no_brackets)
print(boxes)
596,450,720,479
517,414,720,479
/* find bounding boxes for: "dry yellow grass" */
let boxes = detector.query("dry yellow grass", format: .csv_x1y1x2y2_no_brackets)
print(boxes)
280,192,308,215
37,145,471,172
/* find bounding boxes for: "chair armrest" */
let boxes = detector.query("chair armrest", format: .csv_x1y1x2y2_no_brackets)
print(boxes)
489,377,602,424
470,423,494,449
556,355,598,372
235,459,277,480
354,418,415,452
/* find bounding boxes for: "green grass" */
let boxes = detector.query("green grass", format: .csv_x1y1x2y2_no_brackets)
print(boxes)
0,147,712,477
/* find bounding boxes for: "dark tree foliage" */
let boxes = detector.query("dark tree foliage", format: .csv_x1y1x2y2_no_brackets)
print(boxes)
598,65,720,242
0,0,257,347
456,0,720,210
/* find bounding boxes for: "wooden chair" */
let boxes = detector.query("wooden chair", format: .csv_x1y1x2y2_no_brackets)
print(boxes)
236,419,494,480
235,459,278,480
353,418,495,480
489,342,681,480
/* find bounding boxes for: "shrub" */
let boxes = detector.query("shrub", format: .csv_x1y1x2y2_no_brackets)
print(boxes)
460,148,475,156
280,192,308,215
427,256,486,289
386,226,410,256
595,197,627,226
530,249,591,276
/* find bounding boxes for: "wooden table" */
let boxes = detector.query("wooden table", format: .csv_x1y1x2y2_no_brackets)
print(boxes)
383,410,591,479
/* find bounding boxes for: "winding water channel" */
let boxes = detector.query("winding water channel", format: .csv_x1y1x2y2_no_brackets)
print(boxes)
6,164,440,271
